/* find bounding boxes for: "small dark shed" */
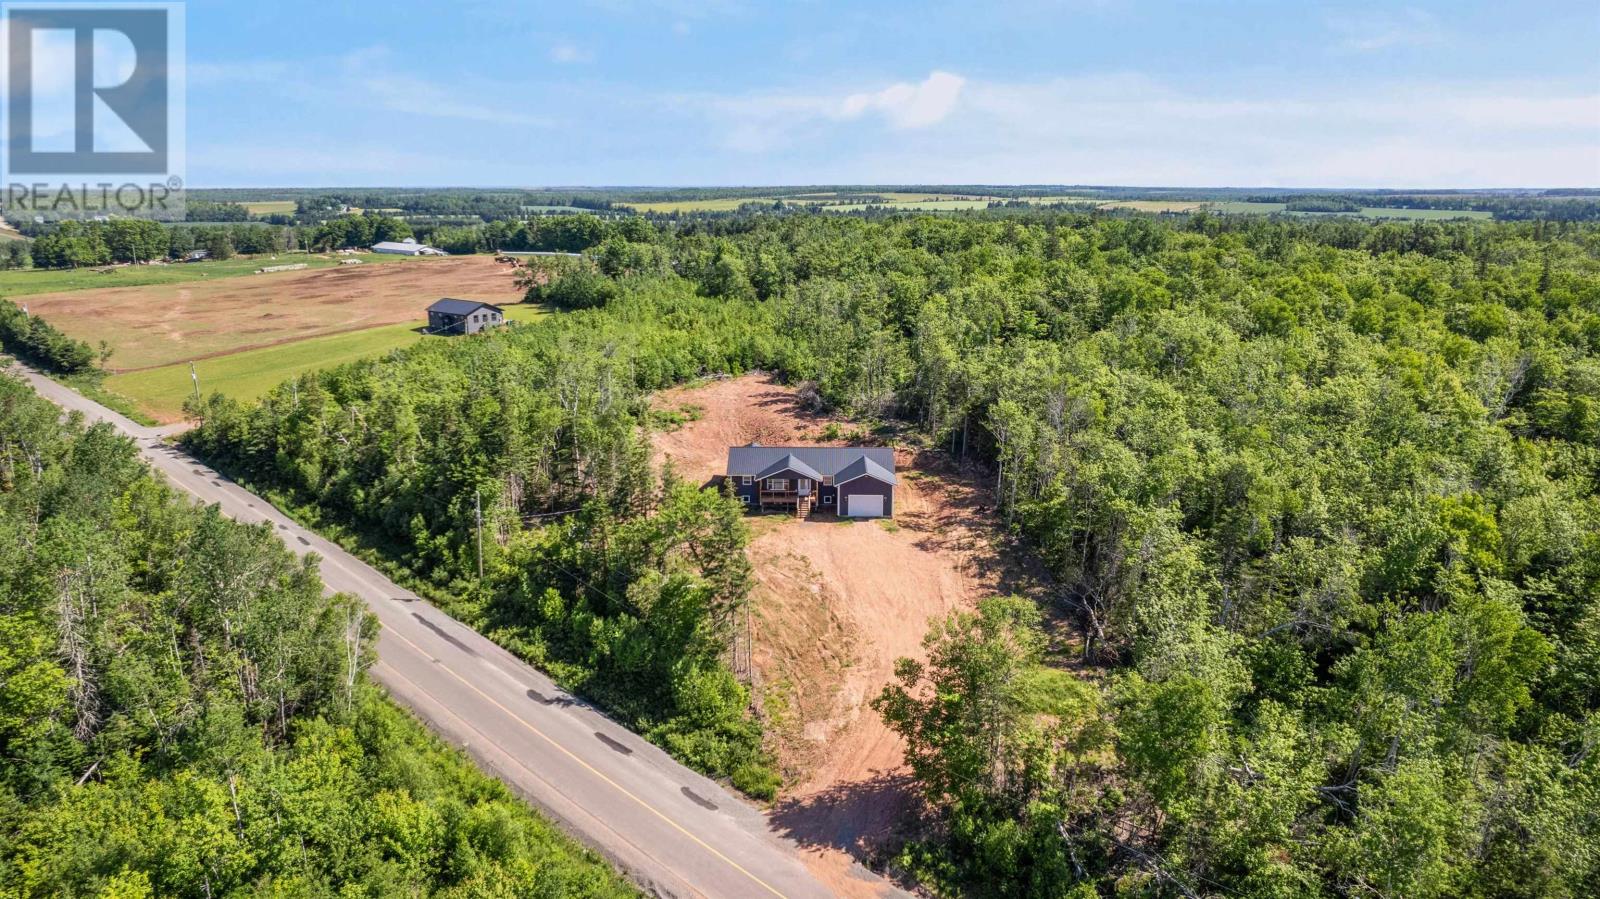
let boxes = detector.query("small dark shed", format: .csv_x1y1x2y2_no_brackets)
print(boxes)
426,298,505,335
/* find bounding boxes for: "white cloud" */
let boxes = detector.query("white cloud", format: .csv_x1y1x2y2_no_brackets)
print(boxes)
550,42,594,64
682,70,1599,187
192,140,467,185
189,46,553,128
839,71,965,129
189,59,292,85
912,74,1599,186
365,76,552,127
1327,7,1445,53
683,70,968,152
585,0,744,18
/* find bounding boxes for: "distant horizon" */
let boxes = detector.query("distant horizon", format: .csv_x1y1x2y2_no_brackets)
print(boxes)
185,184,1597,194
173,1,1597,188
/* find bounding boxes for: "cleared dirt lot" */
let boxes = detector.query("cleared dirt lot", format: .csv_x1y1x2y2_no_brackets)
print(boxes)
23,255,523,371
650,374,1042,896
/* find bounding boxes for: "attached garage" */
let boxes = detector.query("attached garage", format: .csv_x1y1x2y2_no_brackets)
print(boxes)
725,444,897,520
845,494,884,518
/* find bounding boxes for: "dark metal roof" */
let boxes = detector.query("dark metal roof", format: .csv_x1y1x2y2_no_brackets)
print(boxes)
427,297,502,316
727,445,895,481
755,453,824,482
835,455,898,486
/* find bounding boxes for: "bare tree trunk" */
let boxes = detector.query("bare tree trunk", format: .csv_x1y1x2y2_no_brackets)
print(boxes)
56,557,100,740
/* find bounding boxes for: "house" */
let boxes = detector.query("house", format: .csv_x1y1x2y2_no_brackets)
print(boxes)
724,443,897,518
426,298,505,335
372,238,447,256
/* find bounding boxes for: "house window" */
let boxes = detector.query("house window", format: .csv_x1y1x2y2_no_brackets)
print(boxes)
822,494,834,504
822,476,833,486
741,476,752,486
767,478,788,491
739,494,750,505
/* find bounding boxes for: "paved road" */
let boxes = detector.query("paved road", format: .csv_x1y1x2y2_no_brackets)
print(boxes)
14,365,895,899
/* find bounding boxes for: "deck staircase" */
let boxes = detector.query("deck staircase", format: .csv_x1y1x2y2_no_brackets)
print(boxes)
796,495,814,519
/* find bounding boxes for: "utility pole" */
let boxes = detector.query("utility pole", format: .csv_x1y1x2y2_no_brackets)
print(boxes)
474,489,485,585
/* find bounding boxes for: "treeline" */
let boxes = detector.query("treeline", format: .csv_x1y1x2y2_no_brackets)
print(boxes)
183,286,784,795
427,213,652,255
15,211,653,270
0,241,32,271
186,210,1600,896
180,186,1600,225
183,199,252,221
341,191,617,218
0,373,634,897
1253,191,1600,222
1284,196,1364,213
309,211,414,249
27,219,297,268
214,191,619,222
0,299,99,373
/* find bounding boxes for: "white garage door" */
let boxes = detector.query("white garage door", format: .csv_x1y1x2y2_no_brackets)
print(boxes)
847,494,883,518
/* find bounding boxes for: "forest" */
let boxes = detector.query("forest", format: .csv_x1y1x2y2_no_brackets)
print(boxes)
182,209,1600,897
0,375,634,897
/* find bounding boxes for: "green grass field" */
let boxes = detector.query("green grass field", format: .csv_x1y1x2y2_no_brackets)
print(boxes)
0,252,400,298
1100,200,1207,213
625,193,998,212
1021,196,1103,205
1302,206,1493,221
824,199,993,212
241,200,297,215
1207,201,1288,214
1200,201,1491,220
104,305,545,422
623,193,1497,221
622,197,781,213
869,192,988,203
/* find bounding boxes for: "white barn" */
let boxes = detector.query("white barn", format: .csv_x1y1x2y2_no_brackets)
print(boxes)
372,238,446,256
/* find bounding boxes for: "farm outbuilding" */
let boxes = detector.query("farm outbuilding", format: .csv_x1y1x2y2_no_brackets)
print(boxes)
426,298,505,335
373,238,447,256
724,444,896,518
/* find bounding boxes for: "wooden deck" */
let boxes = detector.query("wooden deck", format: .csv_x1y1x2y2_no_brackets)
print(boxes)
759,490,815,518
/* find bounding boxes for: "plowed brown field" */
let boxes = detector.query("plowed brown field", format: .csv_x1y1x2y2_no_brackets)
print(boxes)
24,255,523,371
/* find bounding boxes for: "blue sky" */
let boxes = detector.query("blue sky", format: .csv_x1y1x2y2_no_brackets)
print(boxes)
183,0,1599,188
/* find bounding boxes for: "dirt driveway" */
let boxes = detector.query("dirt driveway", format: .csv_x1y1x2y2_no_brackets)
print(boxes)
650,373,1040,896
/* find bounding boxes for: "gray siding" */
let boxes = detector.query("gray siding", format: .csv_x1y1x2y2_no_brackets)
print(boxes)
838,477,893,517
462,308,503,334
429,308,504,335
724,445,895,518
730,471,891,517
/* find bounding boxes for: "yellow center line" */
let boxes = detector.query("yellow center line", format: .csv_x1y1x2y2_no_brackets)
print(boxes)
57,368,786,898
132,439,791,898
379,621,791,899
